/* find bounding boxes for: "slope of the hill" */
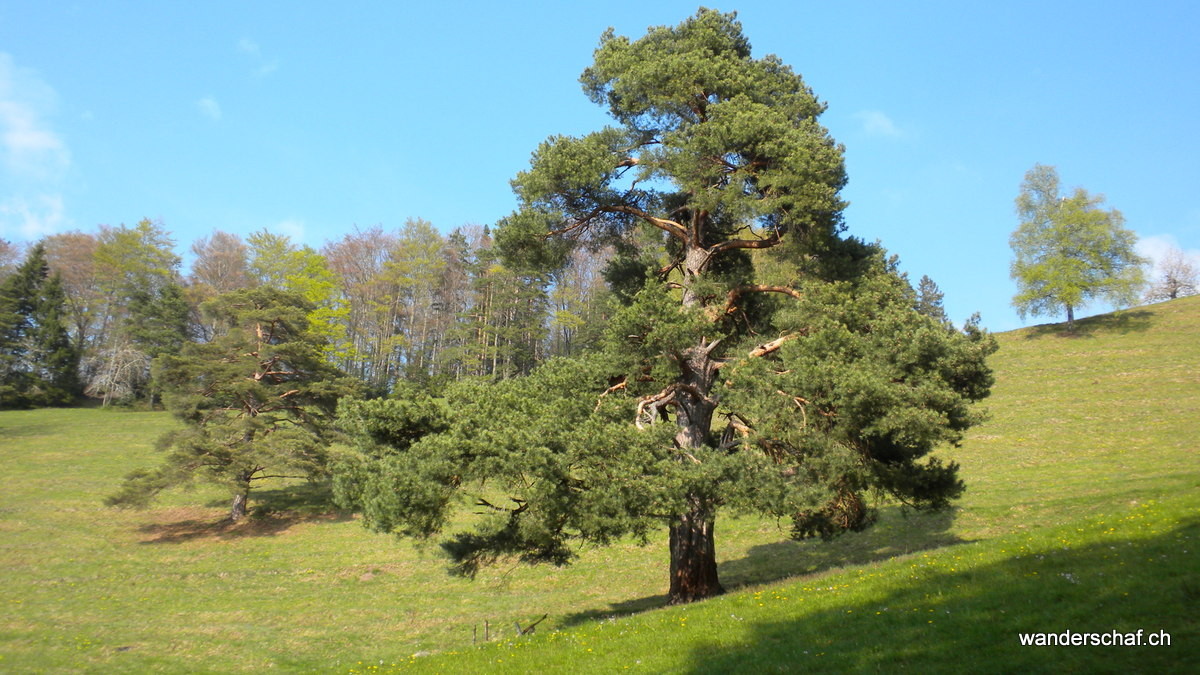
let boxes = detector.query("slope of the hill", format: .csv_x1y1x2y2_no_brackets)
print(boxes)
952,295,1199,540
411,296,1200,673
0,297,1195,673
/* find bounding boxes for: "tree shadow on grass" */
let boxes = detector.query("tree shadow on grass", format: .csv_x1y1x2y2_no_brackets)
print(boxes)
1024,310,1155,340
686,515,1199,674
138,483,351,544
718,506,965,591
562,506,965,627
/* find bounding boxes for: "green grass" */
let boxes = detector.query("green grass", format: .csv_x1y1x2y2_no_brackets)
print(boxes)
1,297,1197,672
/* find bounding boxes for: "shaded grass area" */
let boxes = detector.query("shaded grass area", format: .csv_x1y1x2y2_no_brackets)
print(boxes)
406,493,1199,674
0,296,1197,672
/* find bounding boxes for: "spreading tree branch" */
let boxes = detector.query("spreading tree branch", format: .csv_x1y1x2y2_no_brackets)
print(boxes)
636,385,677,430
599,205,690,242
748,333,802,358
708,227,783,254
723,285,803,315
594,377,628,411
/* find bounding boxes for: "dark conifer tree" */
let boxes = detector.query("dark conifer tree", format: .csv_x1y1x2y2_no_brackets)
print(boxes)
334,10,998,603
0,244,81,407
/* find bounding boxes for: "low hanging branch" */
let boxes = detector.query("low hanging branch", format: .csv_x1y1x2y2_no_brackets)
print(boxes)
476,496,528,514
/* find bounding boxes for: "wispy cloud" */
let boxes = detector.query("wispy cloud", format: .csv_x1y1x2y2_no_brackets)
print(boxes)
1136,233,1200,270
238,37,278,77
0,193,67,239
197,96,222,121
853,110,904,139
237,38,261,56
0,53,71,239
274,218,307,243
0,53,70,180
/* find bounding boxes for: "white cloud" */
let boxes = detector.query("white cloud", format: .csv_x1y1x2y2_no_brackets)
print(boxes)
237,37,278,77
238,38,261,56
0,53,70,180
0,53,71,240
0,193,67,239
197,96,222,121
853,110,903,139
1137,233,1200,271
274,218,307,243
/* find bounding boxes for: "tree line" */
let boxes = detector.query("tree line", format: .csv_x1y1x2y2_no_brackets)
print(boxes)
0,218,612,408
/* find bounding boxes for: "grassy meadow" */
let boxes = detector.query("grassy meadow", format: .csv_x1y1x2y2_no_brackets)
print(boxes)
1,296,1197,672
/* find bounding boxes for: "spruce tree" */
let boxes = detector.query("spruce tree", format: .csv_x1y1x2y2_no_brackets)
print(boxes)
0,244,80,407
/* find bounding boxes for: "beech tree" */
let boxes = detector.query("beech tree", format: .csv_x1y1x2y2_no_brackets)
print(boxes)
1010,164,1145,331
335,10,996,605
107,287,360,521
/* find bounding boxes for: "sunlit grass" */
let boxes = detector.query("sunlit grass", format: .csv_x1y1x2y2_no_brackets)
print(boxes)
0,296,1196,672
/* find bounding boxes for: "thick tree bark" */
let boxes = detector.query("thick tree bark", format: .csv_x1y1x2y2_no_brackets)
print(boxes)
229,492,248,522
1066,304,1075,332
666,247,727,603
668,498,723,604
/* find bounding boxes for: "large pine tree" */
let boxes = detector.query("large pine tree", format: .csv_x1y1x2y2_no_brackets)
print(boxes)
335,9,997,604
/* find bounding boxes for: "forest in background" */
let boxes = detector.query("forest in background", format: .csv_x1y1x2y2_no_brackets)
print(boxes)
0,217,613,407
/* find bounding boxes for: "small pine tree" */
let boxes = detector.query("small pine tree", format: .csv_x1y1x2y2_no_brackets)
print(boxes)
107,287,361,521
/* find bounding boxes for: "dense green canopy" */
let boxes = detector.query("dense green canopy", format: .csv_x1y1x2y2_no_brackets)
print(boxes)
335,9,997,604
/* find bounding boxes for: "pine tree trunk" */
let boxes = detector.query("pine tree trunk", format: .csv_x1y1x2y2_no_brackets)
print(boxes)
229,474,251,522
229,492,248,522
668,498,724,604
666,336,724,604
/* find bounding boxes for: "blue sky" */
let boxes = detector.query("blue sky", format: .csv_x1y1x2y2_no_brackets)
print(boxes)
1,1,1197,332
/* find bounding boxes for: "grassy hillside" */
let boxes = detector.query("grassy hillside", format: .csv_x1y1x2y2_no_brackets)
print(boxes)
1,297,1196,672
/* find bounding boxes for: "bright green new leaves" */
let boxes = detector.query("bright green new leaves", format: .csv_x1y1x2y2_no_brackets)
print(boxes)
1010,164,1146,330
248,230,352,359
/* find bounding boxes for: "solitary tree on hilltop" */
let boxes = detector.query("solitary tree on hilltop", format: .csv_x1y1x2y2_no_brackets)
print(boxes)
1010,164,1145,331
1143,245,1197,302
334,9,997,604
